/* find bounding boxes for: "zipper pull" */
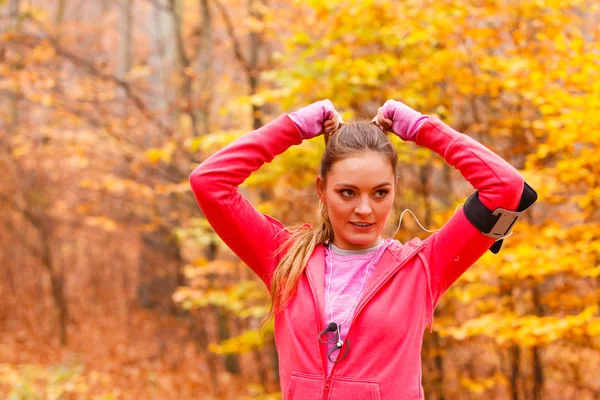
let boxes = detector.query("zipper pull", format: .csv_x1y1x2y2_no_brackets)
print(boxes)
324,375,332,391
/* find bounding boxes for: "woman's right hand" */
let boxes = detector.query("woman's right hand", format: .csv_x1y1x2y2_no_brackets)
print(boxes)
289,99,343,140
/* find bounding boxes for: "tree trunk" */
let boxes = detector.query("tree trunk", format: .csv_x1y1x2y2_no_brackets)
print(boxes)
510,344,521,400
247,0,264,130
191,309,222,396
36,220,69,346
117,0,132,106
197,0,214,135
170,0,200,136
6,0,21,129
188,239,222,395
442,164,453,207
55,0,66,40
13,200,70,346
137,226,185,315
531,285,544,400
201,237,240,377
216,309,241,374
49,269,69,346
419,163,445,399
211,240,240,375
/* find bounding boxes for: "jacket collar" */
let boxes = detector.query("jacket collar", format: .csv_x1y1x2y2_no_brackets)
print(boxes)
305,238,425,328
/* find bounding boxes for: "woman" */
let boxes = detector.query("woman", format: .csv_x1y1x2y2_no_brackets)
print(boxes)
189,99,526,399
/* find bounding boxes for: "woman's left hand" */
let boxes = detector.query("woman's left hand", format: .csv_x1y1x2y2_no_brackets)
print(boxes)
372,99,428,142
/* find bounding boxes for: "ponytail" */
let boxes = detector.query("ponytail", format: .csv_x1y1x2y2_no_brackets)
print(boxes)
260,202,333,330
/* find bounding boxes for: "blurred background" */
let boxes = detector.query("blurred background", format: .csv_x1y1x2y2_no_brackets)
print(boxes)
1,0,599,398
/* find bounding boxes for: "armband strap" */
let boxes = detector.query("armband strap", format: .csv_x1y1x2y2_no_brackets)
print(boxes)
464,182,538,254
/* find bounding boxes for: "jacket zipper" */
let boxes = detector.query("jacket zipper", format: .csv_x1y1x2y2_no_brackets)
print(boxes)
322,353,338,399
309,243,426,400
324,373,332,393
306,263,336,400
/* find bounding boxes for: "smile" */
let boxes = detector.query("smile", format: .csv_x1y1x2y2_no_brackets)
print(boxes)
350,222,374,227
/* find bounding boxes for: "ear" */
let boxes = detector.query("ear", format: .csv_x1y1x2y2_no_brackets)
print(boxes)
315,175,326,204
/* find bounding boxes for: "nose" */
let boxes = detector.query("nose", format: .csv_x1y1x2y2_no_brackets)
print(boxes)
354,195,372,216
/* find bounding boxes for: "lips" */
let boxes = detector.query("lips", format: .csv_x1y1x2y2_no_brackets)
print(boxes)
350,221,374,228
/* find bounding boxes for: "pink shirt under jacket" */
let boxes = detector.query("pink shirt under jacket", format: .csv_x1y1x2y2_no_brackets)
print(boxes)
189,114,524,400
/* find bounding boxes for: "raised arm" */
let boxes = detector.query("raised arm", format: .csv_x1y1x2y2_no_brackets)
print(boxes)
415,116,524,306
189,100,341,290
374,100,525,307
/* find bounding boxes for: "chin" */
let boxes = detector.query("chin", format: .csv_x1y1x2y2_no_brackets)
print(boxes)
342,232,380,248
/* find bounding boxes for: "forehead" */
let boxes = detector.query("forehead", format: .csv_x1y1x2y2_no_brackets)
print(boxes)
327,150,395,186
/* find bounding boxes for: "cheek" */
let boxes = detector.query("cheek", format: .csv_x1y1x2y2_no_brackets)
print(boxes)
328,199,352,219
324,195,352,222
375,197,394,218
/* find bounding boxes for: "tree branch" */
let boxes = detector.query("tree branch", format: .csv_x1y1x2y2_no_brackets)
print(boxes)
211,0,251,75
28,16,175,138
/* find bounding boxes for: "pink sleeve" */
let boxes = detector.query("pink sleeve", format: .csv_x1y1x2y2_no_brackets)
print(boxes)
416,117,524,307
189,114,303,291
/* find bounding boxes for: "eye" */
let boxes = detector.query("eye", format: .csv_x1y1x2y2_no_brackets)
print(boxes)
339,189,355,198
374,189,389,198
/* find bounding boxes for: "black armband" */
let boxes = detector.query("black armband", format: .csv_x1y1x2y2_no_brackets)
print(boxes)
463,182,538,254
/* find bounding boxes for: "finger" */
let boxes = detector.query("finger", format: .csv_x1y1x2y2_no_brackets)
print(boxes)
376,118,392,133
372,117,382,128
374,111,387,127
324,114,339,125
333,111,343,129
373,110,382,123
372,114,383,129
323,120,335,135
324,113,342,134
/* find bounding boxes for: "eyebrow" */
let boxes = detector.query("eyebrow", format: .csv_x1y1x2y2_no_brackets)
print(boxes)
334,183,392,190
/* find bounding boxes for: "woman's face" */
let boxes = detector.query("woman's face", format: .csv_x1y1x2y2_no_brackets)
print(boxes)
316,150,396,250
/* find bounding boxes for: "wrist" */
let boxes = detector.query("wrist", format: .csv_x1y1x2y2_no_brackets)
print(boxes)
288,112,305,137
379,99,428,142
390,112,429,142
289,99,336,140
402,114,429,142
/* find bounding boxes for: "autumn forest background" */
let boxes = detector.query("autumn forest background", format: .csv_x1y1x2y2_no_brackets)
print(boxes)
1,0,599,399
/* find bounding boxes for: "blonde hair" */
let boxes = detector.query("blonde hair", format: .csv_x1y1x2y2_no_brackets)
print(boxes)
260,121,398,330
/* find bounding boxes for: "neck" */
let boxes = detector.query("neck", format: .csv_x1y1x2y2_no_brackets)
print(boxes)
329,237,383,254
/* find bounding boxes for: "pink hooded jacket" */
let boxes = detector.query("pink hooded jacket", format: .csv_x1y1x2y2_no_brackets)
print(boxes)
189,114,524,400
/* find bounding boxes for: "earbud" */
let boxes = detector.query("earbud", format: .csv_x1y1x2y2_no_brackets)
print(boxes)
318,322,340,344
